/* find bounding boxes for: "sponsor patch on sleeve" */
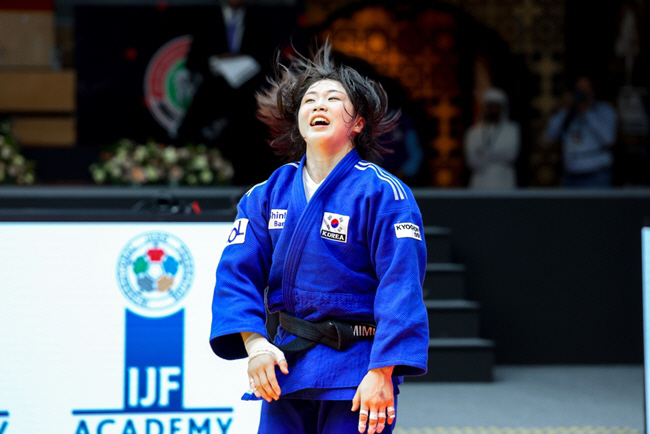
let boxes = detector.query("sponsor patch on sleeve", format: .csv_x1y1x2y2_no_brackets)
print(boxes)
227,218,249,245
394,222,422,241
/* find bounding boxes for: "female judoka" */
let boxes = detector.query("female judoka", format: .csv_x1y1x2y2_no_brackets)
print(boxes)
210,40,429,434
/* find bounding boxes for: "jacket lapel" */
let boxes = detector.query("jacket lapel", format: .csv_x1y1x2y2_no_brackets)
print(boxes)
281,149,361,314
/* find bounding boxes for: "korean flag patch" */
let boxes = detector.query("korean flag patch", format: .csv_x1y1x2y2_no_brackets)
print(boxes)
321,212,349,243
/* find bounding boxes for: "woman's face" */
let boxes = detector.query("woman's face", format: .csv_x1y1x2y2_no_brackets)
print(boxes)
298,79,363,153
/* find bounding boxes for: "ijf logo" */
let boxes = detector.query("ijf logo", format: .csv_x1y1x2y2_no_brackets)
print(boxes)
0,410,8,434
144,35,194,137
72,231,234,434
117,231,193,315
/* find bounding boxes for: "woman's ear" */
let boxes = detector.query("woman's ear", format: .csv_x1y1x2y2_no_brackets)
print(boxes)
352,116,365,134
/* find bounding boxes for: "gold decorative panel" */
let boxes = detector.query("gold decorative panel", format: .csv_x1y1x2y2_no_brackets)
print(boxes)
308,0,566,187
315,5,463,187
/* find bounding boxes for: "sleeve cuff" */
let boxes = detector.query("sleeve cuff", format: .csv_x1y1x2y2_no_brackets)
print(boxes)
210,325,268,360
368,360,428,377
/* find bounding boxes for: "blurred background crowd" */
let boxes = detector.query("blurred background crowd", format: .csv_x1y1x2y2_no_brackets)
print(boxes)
0,0,648,189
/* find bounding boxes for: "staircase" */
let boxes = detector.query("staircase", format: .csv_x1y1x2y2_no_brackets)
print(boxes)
410,226,495,382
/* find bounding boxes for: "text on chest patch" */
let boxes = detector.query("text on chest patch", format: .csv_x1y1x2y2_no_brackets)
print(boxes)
268,209,287,229
321,212,349,243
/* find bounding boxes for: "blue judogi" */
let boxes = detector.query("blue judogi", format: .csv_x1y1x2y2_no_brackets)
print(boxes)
210,148,428,402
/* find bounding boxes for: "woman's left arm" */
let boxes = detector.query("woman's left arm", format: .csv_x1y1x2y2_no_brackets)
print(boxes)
367,198,429,376
352,187,429,433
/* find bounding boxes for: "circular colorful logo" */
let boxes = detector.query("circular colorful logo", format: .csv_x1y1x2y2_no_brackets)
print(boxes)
331,219,339,228
117,231,194,314
144,35,193,135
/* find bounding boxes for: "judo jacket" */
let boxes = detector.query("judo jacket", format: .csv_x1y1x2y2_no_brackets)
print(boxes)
210,149,429,397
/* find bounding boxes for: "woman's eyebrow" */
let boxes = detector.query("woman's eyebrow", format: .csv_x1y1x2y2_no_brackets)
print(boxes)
304,89,345,97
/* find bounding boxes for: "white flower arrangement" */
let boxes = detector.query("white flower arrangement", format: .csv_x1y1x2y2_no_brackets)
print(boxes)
89,139,234,186
0,121,36,185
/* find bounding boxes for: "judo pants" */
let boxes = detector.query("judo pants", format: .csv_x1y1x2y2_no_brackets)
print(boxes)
258,398,396,434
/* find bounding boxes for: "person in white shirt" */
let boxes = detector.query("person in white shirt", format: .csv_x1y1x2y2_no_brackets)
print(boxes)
464,88,521,189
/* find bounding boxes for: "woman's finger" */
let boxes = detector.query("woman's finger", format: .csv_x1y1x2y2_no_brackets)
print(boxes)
248,377,259,396
265,363,281,400
358,408,368,433
255,370,276,402
387,405,396,425
250,375,261,398
278,359,290,375
376,407,387,433
367,408,378,434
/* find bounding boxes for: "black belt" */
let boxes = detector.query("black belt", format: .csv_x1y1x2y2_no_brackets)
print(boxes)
277,312,377,353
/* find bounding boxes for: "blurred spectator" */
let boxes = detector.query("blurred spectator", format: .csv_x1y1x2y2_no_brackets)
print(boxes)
546,76,618,188
381,112,424,184
464,88,521,189
329,51,428,184
175,0,279,185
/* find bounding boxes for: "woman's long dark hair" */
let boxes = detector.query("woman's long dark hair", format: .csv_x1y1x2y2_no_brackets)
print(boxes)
256,40,399,162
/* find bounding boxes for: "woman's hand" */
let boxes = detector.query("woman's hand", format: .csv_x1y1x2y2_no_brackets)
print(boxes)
242,332,289,402
351,366,395,433
247,353,289,402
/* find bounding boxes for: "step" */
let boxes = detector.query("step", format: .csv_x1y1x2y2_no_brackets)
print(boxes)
424,226,452,263
12,116,76,147
408,338,495,382
423,263,466,300
425,299,480,338
0,70,76,112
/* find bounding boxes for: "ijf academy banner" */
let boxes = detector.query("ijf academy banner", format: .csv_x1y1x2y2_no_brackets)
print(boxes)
0,222,260,433
641,226,650,433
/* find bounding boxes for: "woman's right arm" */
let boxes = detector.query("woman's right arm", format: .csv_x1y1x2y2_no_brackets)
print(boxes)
209,186,273,360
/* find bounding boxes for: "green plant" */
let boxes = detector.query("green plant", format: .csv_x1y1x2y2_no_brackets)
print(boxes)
0,121,36,185
89,139,234,186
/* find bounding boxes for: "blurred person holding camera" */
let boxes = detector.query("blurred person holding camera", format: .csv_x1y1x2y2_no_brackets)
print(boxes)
464,88,521,189
546,75,618,187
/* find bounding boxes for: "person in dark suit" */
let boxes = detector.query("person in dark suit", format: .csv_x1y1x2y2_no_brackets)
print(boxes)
177,0,279,185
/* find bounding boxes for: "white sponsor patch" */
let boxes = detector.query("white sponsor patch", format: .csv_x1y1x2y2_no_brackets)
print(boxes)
268,209,287,230
320,212,349,243
394,222,422,241
227,218,249,245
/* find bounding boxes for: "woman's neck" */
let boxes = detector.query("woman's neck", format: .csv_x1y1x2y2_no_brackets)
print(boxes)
304,141,353,184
